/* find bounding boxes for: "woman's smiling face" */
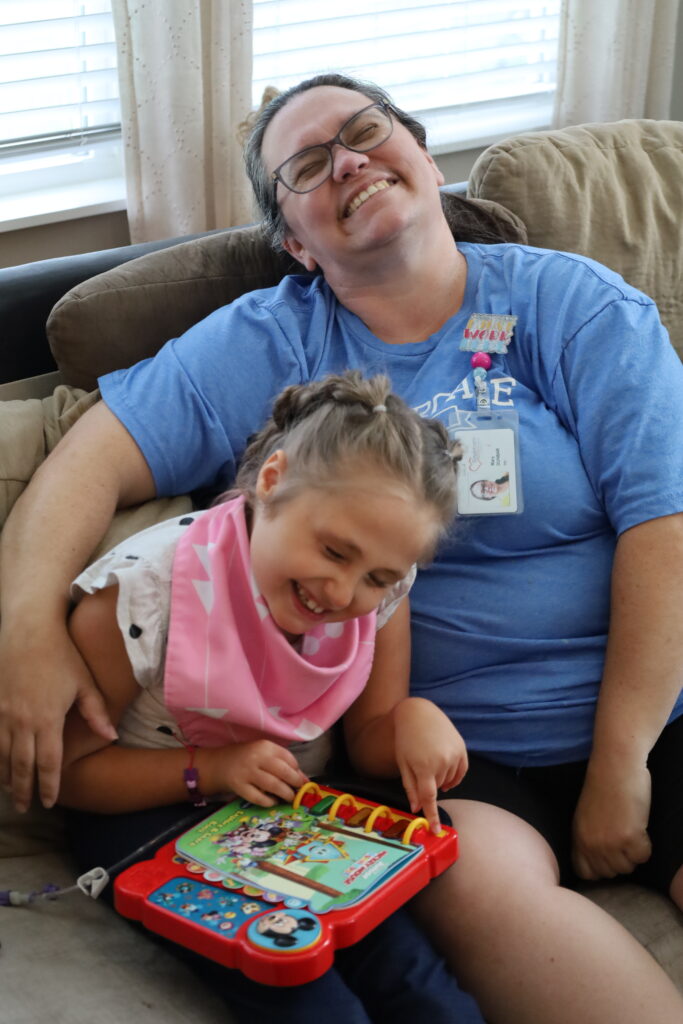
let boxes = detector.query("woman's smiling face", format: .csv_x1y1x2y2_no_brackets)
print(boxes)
260,85,445,278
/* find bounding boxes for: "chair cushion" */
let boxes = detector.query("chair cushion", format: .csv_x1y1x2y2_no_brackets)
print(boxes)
0,850,231,1023
468,119,683,358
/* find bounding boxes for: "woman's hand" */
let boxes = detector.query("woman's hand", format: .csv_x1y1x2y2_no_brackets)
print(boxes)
572,756,652,880
393,697,468,833
200,740,308,808
0,625,115,813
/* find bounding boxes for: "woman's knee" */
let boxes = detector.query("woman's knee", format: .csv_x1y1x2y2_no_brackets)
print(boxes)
414,800,559,929
439,798,561,892
412,801,562,977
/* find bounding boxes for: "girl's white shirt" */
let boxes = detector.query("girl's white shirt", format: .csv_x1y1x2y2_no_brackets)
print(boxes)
72,510,415,779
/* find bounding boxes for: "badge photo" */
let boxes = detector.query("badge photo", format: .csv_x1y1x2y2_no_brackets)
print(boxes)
453,426,520,516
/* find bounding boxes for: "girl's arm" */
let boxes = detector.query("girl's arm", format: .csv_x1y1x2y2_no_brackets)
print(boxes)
342,598,468,832
60,585,306,813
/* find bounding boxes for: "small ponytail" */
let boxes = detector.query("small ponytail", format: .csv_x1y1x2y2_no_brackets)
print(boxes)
235,371,461,537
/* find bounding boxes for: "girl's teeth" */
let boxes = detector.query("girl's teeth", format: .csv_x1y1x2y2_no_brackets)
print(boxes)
296,583,324,614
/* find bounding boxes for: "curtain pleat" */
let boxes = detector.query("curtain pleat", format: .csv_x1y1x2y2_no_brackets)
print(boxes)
553,0,680,127
111,0,253,242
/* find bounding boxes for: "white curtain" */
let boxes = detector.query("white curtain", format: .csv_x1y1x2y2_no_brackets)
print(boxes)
111,0,253,243
553,0,680,127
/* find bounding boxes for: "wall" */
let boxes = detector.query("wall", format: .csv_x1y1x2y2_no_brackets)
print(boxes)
434,147,486,186
673,6,683,121
0,209,130,269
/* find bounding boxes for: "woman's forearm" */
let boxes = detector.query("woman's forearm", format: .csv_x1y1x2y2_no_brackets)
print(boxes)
1,401,155,630
591,513,683,767
573,513,683,878
573,516,683,876
0,402,156,810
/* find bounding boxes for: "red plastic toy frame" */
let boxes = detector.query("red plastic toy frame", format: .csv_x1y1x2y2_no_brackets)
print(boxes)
114,782,459,986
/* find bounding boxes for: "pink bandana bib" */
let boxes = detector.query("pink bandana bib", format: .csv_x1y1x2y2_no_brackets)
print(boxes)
164,497,376,747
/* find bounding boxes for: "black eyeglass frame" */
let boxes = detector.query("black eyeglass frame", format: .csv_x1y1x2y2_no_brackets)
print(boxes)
270,101,395,196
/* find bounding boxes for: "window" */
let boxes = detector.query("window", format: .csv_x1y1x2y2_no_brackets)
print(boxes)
253,0,561,153
0,0,123,229
0,1,560,230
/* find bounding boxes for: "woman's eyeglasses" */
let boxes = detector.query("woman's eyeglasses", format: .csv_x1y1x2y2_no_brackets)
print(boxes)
271,102,394,195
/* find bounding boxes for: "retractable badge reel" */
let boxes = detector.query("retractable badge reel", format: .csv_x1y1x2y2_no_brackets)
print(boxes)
451,314,523,516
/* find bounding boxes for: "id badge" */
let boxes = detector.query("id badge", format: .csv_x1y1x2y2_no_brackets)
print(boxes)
449,410,523,516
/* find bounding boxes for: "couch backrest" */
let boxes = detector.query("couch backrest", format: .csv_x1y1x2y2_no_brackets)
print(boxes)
47,225,295,392
46,193,526,391
469,119,683,359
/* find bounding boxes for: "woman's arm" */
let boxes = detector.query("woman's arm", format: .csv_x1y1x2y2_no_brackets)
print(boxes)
60,585,306,813
0,401,156,813
343,599,468,832
573,512,683,880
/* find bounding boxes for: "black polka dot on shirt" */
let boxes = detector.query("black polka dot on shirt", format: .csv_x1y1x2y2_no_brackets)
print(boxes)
129,624,143,639
179,517,195,526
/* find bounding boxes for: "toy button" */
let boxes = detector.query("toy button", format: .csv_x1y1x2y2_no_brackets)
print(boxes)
308,795,337,815
381,817,412,840
246,908,322,954
346,806,372,828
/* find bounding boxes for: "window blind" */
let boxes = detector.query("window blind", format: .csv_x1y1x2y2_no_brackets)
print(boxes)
0,0,120,152
253,0,560,149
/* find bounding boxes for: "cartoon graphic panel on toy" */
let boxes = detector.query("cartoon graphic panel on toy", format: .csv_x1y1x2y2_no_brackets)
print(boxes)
247,908,323,954
175,799,421,914
114,783,459,986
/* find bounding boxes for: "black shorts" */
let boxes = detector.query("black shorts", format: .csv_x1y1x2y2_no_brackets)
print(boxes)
326,715,683,895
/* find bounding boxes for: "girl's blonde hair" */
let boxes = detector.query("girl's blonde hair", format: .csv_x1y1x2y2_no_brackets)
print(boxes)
233,371,461,540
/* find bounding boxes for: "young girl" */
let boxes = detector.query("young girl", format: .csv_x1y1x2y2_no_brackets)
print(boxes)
59,371,482,1023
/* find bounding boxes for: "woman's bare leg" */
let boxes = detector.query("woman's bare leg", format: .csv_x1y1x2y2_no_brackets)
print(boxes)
412,799,683,1024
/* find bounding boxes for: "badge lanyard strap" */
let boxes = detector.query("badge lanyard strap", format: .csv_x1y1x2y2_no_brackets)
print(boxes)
455,313,523,516
471,351,492,412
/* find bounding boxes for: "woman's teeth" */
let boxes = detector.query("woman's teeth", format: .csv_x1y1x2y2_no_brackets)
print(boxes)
295,582,324,614
346,179,391,216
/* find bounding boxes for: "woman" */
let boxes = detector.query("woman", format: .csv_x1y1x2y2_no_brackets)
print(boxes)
2,73,683,1023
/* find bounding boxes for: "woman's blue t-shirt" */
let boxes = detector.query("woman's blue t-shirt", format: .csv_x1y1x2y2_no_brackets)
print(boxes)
100,242,683,765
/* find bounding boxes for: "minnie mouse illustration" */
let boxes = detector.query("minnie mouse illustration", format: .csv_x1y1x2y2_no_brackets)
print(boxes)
214,819,290,858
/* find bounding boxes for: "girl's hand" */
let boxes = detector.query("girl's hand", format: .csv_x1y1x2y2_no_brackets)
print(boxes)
393,697,468,832
572,757,652,880
201,740,308,807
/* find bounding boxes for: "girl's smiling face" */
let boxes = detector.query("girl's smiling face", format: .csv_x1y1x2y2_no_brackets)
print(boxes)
248,451,438,638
